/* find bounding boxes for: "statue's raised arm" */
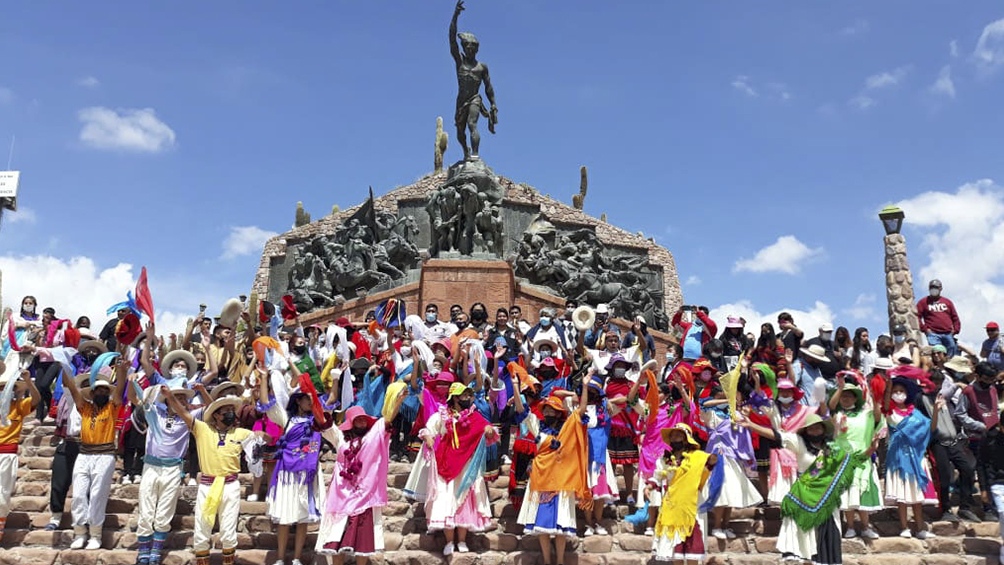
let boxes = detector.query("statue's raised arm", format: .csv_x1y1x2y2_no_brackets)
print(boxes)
450,0,464,68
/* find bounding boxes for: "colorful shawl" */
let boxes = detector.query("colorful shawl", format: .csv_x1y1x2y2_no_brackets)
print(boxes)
411,381,448,438
769,403,810,489
435,408,491,483
886,407,931,492
355,369,387,417
586,400,611,475
639,401,695,478
269,416,324,517
325,419,389,516
529,415,592,510
654,450,711,540
781,444,865,531
705,415,755,468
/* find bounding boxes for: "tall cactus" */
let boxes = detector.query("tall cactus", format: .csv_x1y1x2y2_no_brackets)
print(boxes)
572,165,588,210
295,201,311,227
331,204,340,216
434,117,449,173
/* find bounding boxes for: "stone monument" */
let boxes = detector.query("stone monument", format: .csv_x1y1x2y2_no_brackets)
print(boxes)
879,205,923,340
450,0,498,162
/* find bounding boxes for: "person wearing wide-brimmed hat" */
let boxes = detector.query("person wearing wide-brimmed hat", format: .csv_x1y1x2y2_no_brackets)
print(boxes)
161,379,271,565
882,374,937,539
766,378,811,506
45,372,90,532
419,382,498,557
258,358,336,565
742,412,877,565
0,359,40,542
827,372,883,540
792,343,828,406
581,370,620,536
126,376,203,565
517,389,591,565
651,422,718,564
316,404,398,565
60,347,129,550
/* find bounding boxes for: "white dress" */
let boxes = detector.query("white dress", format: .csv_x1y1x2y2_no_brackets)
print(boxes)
516,415,579,538
584,404,620,502
776,432,840,561
702,410,763,509
421,411,493,532
884,411,937,505
265,405,335,525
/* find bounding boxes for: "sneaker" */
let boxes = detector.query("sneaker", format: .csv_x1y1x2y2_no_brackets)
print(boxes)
272,561,285,565
626,495,636,506
85,538,101,550
187,478,197,487
121,475,132,485
711,528,727,540
248,494,259,502
584,526,595,537
442,543,454,557
291,560,303,565
132,475,141,484
959,509,982,522
594,524,609,536
940,512,960,523
69,536,87,550
915,530,935,540
457,542,469,553
44,522,58,531
843,528,858,539
899,529,912,538
644,527,654,536
861,527,879,540
501,455,512,465
724,528,737,539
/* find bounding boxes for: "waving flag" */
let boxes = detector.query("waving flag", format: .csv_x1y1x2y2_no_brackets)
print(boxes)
5,312,20,352
134,267,155,321
719,360,742,422
375,298,406,328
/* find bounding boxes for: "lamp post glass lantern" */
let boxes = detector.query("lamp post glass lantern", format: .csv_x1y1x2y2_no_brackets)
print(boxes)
879,205,905,235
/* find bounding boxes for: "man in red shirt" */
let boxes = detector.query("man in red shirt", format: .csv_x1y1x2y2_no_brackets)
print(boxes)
916,279,961,358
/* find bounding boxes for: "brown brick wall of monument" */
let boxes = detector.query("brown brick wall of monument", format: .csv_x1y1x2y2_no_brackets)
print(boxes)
253,170,683,315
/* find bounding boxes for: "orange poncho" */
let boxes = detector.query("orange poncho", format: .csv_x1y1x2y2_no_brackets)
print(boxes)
527,413,592,510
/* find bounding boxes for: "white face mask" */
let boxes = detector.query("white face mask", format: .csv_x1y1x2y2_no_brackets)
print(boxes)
891,392,908,404
930,289,941,298
400,346,412,358
22,304,35,314
665,353,676,363
778,396,795,405
894,335,906,344
612,367,627,378
170,368,187,379
539,349,553,358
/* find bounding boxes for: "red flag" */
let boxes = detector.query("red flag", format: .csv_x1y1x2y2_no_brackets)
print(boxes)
135,267,155,321
643,370,660,426
298,373,326,422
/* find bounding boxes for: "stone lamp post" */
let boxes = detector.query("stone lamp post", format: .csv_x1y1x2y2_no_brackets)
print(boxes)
880,205,922,339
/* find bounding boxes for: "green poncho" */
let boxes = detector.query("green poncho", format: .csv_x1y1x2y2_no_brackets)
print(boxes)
780,443,867,531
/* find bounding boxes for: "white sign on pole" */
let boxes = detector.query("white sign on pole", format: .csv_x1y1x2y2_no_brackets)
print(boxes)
0,171,19,198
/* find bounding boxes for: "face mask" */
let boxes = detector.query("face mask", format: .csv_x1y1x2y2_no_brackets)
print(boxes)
221,412,237,427
820,332,832,341
85,352,99,365
710,352,722,359
699,371,712,382
539,317,551,327
456,321,469,330
894,335,906,344
979,380,994,390
472,311,486,323
665,353,676,363
539,349,552,358
539,369,557,380
292,344,307,356
543,415,558,428
22,304,35,314
778,396,794,405
930,289,941,298
458,398,473,410
613,367,627,379
400,346,412,358
197,363,206,371
669,441,687,452
171,368,187,379
805,434,825,446
892,392,908,404
426,313,437,323
93,394,110,408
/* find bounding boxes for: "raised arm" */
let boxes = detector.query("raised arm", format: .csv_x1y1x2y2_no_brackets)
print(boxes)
112,347,129,407
450,0,464,67
61,368,87,415
161,385,196,430
141,321,158,378
21,369,41,410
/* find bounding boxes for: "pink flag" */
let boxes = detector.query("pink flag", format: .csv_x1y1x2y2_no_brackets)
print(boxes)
6,312,20,352
135,267,155,321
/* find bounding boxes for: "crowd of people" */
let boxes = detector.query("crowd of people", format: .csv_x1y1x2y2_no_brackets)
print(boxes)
0,276,1001,565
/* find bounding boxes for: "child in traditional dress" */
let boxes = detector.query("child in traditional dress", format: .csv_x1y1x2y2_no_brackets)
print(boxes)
420,383,498,556
0,362,40,542
638,373,695,534
883,375,936,539
827,374,883,539
767,379,811,505
651,423,718,564
316,404,396,564
509,362,544,514
517,388,592,565
582,372,621,536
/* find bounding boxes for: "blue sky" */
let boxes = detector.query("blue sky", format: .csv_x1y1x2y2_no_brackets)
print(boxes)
1,2,1003,345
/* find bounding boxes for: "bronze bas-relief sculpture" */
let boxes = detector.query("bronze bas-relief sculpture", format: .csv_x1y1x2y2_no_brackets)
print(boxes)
451,0,497,161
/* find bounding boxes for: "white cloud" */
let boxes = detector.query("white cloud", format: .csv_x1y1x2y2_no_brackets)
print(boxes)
845,293,877,321
222,226,278,259
5,206,36,225
974,18,1004,71
767,82,792,101
840,19,870,37
708,300,836,342
849,95,875,110
930,65,956,98
685,275,702,286
0,255,228,338
865,66,910,90
733,235,823,275
77,76,100,89
950,40,960,58
77,107,176,153
893,179,1004,346
731,75,757,97
0,87,13,105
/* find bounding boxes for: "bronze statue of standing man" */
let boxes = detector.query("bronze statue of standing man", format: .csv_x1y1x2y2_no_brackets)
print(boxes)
450,0,498,161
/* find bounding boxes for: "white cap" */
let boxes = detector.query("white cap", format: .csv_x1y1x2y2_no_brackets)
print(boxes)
595,304,609,314
819,323,833,332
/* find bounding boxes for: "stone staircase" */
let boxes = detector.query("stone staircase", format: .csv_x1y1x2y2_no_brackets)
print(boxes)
1,420,1002,565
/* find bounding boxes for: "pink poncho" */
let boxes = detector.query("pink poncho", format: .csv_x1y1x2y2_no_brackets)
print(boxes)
324,418,390,517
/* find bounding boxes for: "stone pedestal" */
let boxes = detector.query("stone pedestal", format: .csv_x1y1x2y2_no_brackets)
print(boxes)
418,259,515,315
883,233,922,339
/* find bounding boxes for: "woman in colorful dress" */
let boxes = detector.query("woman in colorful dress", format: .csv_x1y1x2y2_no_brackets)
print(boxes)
517,387,592,565
316,403,397,564
582,372,620,536
420,382,498,556
883,374,936,539
827,373,883,540
651,423,718,564
767,379,812,505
